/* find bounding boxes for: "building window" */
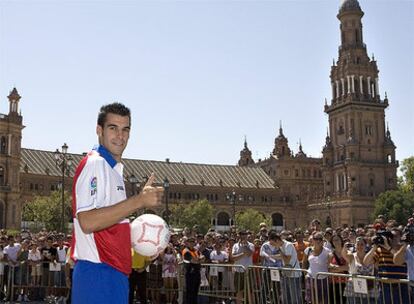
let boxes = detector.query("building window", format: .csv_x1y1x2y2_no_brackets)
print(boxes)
0,167,4,185
365,125,373,136
0,137,6,154
217,212,230,226
295,169,299,177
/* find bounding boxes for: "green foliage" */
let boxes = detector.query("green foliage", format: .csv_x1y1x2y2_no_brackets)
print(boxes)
22,190,72,232
400,156,414,192
235,208,271,234
170,200,214,234
373,190,414,224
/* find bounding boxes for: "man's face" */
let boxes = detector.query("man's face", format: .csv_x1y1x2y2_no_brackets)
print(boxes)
97,113,130,162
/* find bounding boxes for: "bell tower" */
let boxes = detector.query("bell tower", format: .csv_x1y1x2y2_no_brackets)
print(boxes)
0,88,24,229
272,121,291,159
321,0,398,226
238,137,255,167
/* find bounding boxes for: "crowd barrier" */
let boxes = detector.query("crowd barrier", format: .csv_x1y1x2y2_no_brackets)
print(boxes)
2,261,413,304
2,261,69,302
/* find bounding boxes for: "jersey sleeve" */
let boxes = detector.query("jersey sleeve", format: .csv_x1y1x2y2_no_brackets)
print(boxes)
75,156,106,215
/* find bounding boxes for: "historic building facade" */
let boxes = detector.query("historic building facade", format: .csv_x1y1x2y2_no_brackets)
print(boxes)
0,0,398,230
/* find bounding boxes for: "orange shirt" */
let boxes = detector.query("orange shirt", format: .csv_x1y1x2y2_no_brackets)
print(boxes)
294,241,309,263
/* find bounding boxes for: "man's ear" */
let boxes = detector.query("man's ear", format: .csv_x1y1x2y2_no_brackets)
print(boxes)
96,125,102,137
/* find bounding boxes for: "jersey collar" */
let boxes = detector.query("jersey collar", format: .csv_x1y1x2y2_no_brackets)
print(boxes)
93,144,117,168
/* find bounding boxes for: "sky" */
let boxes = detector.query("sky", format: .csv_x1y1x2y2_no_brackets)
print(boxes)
0,0,413,167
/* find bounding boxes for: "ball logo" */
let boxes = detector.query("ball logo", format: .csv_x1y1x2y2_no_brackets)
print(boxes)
135,222,165,247
131,214,170,257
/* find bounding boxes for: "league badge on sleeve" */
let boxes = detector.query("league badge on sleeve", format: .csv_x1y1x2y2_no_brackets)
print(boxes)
90,177,97,196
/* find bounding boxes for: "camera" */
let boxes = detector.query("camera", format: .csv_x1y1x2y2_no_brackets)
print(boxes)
372,230,392,246
402,222,414,244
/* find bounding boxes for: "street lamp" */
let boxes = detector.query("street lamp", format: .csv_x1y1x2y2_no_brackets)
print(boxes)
163,177,170,226
324,195,332,227
128,174,139,196
226,190,237,231
54,143,73,233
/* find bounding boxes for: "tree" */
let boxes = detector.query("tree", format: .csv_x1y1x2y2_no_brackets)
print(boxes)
22,190,72,231
373,190,414,225
235,208,271,233
400,156,414,192
170,200,214,234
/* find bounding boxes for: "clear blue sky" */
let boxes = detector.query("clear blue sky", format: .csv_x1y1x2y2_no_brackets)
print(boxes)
0,0,413,167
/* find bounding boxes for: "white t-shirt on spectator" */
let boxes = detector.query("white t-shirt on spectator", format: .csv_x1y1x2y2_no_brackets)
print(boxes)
28,249,42,262
210,250,228,272
232,241,254,272
57,246,67,263
3,244,21,263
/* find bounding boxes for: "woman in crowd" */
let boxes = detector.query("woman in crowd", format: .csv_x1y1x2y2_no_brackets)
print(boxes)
161,245,178,304
342,237,376,304
328,234,348,304
303,232,330,304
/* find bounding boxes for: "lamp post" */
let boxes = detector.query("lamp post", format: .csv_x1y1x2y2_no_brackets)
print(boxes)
163,177,170,226
324,195,332,227
54,143,72,233
227,190,237,231
128,174,139,196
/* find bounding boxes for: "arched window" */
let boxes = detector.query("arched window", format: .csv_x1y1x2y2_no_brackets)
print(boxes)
217,212,230,226
0,137,6,154
272,213,283,227
0,167,4,185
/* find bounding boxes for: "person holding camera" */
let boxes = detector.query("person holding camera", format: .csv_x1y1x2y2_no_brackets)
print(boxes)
364,230,408,303
393,221,414,301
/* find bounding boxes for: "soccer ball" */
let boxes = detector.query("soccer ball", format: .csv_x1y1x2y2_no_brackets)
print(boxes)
131,214,170,257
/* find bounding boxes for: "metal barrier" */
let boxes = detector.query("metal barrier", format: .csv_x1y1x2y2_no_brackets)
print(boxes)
246,266,307,304
198,263,247,303
6,261,69,302
313,272,412,304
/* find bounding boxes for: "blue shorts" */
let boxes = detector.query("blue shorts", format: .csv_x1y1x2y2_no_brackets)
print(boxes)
72,260,129,304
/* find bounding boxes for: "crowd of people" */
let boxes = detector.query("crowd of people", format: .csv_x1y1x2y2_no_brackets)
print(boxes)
0,214,413,303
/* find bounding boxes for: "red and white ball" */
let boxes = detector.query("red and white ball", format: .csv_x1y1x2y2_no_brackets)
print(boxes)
131,214,170,257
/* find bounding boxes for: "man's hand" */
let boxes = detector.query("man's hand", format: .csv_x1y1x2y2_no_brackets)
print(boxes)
135,173,164,209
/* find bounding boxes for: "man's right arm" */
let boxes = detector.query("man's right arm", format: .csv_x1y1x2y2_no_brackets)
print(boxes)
393,243,408,265
78,173,163,234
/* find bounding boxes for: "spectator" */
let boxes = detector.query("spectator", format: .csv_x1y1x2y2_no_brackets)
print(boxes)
209,240,228,292
364,230,408,304
162,245,178,304
272,232,302,304
260,231,283,268
303,232,330,304
293,229,309,267
393,221,414,302
252,239,261,265
182,236,202,304
232,230,254,304
342,237,376,303
328,234,348,304
129,249,151,304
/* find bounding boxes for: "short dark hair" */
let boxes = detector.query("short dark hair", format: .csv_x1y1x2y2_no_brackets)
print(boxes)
268,231,282,242
97,103,131,127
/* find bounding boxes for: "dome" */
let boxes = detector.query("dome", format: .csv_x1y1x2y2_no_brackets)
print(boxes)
339,0,361,14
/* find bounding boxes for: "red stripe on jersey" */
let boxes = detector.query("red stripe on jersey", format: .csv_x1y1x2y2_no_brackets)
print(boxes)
94,223,132,275
70,155,89,261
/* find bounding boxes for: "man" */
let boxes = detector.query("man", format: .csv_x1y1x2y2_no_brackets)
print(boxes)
71,103,164,303
3,235,21,301
182,236,202,304
364,230,408,304
129,249,152,304
272,232,302,304
394,222,414,301
293,229,309,267
232,230,254,303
